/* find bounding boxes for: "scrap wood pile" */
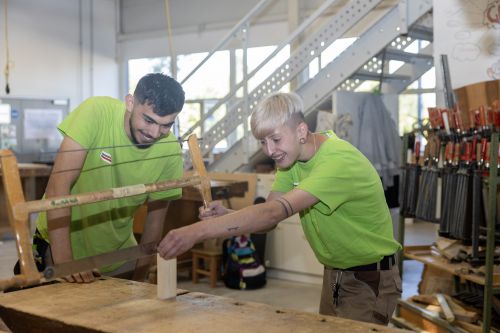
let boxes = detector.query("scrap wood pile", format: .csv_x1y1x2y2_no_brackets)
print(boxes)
430,237,500,275
410,237,500,331
407,293,488,333
400,101,500,267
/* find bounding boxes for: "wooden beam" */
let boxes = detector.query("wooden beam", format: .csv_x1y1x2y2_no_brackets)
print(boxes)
0,150,41,290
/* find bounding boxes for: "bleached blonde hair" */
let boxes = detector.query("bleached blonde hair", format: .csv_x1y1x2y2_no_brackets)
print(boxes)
250,92,305,139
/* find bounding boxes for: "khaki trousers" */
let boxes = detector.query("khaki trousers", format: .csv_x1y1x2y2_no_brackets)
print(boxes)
319,265,402,325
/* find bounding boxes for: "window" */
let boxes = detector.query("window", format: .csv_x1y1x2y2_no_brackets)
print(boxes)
127,57,171,93
178,51,230,99
399,67,436,135
235,45,291,95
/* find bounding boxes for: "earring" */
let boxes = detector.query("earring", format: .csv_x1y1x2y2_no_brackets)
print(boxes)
299,138,306,144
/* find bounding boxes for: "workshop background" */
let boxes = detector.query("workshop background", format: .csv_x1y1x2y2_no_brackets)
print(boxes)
1,0,500,332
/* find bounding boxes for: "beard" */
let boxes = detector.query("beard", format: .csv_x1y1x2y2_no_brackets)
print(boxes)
129,117,153,149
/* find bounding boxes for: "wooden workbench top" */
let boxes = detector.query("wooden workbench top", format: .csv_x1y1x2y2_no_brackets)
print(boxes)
0,278,405,333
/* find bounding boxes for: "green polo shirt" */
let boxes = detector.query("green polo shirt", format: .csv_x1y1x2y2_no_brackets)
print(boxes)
272,130,401,269
36,96,183,272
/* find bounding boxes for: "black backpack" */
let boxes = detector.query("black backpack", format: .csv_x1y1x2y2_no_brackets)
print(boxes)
221,235,266,290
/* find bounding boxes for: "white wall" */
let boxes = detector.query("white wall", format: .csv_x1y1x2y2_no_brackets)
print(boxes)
118,20,289,60
0,0,118,111
434,0,499,91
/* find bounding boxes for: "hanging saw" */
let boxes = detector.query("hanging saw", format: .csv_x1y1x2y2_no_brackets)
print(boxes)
0,134,212,290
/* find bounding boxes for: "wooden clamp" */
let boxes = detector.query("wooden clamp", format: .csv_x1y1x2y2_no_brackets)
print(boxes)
0,134,211,292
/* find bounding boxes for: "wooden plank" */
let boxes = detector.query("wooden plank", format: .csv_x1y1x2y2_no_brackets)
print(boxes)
410,295,479,323
398,300,467,333
436,293,455,323
404,245,500,288
399,307,448,333
454,320,482,333
0,278,406,333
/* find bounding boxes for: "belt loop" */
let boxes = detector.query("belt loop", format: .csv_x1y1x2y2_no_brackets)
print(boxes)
376,261,381,270
388,255,393,269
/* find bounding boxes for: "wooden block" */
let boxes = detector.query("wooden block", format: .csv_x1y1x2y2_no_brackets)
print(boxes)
157,255,176,299
436,293,454,323
418,265,454,296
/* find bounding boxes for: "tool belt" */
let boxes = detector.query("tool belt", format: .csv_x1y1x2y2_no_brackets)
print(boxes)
326,254,396,271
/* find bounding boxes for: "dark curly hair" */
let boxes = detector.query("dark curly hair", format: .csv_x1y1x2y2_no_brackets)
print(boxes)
133,73,185,116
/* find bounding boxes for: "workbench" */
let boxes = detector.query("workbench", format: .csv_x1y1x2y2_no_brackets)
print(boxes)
0,277,405,333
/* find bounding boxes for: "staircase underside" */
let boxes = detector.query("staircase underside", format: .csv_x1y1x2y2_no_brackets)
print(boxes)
206,0,433,173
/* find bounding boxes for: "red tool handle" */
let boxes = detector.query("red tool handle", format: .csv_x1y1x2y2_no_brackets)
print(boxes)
471,137,477,162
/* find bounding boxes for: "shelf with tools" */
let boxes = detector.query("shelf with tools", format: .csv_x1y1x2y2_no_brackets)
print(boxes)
395,102,500,333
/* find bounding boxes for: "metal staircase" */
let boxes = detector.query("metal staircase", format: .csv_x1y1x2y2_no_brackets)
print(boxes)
181,0,433,172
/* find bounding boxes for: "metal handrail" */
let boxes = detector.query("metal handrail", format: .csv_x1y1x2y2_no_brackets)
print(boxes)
195,0,387,162
180,0,341,140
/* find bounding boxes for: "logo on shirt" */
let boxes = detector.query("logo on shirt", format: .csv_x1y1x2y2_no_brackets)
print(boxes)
100,151,112,164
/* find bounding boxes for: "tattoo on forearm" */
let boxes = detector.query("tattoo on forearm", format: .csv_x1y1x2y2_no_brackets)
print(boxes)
227,226,240,231
280,197,294,215
275,198,291,217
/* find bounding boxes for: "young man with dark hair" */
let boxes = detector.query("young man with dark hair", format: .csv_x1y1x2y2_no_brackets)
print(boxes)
17,73,185,283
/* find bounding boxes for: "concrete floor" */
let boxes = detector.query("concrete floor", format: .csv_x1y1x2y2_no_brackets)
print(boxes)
0,219,438,332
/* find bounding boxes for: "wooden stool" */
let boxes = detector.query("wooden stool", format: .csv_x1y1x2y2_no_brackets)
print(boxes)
191,248,222,288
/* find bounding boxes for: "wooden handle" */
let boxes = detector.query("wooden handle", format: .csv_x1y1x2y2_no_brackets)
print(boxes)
0,274,44,292
187,134,212,207
14,176,202,220
0,150,40,282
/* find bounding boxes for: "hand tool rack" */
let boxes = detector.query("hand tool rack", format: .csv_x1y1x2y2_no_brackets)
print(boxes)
0,134,212,292
396,131,500,333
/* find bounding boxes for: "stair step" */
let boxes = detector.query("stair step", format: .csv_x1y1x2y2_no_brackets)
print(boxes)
351,71,411,83
407,24,433,42
384,48,433,63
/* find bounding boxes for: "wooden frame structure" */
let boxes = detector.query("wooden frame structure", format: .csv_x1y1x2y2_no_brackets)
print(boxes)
0,134,211,293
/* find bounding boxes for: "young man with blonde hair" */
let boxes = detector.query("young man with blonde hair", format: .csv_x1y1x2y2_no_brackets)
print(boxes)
158,92,402,325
